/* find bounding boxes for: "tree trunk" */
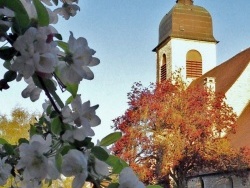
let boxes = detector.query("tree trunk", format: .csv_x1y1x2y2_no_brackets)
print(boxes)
158,175,171,188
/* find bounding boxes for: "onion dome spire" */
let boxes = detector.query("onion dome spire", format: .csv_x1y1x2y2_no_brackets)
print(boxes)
176,0,194,5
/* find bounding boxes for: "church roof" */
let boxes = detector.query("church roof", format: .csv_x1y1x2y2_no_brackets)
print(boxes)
190,47,250,94
230,102,250,148
153,1,217,51
190,47,250,148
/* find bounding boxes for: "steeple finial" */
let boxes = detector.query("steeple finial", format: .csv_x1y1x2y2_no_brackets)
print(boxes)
176,0,193,5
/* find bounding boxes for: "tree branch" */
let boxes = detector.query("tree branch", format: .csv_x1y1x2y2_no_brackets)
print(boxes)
37,75,61,115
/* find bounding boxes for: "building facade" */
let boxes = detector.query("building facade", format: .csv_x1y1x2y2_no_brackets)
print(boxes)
153,1,250,187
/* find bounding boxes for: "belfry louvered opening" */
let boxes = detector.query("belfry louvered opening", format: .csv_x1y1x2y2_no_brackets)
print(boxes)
161,54,167,82
186,50,202,78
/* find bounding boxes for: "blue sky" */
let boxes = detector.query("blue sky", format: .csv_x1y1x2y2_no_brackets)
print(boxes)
1,0,250,142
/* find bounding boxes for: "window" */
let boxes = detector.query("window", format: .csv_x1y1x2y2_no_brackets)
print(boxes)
186,50,202,78
161,54,167,82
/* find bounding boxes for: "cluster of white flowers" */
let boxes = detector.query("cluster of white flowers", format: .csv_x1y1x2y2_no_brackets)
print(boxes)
11,26,58,79
57,32,100,84
0,157,11,185
0,0,150,188
119,167,146,188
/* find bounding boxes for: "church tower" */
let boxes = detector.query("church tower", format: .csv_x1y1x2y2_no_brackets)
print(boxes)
153,0,218,83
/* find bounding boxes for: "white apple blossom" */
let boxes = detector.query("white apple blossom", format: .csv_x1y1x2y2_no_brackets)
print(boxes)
119,167,145,188
11,27,58,79
22,78,42,102
47,7,58,24
16,134,59,181
61,95,100,141
61,149,88,188
92,158,110,177
0,157,12,186
54,3,80,20
62,123,95,142
57,32,100,84
20,0,37,19
70,95,101,127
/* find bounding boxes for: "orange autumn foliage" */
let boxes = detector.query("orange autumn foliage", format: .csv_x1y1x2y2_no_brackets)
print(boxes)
112,77,249,187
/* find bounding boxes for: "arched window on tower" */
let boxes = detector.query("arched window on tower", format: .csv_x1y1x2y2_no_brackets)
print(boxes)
160,54,167,82
186,50,202,78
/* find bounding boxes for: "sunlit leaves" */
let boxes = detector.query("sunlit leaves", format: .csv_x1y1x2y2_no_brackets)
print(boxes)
57,41,69,53
51,116,63,135
0,107,37,144
65,83,78,98
99,132,122,147
105,155,128,174
33,0,50,26
91,146,109,161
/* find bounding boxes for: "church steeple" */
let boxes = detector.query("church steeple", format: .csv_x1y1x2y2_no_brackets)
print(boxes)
176,0,193,5
153,0,217,83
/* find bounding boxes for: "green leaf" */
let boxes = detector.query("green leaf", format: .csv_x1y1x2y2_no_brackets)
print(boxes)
51,116,63,135
0,0,3,6
29,124,37,137
60,145,75,155
91,146,109,161
44,78,57,91
54,33,62,40
74,137,94,149
4,70,17,82
0,138,8,144
18,138,29,145
3,61,11,70
3,143,14,155
105,155,128,174
29,124,43,137
107,183,119,188
100,132,122,147
55,153,62,171
49,110,58,119
33,0,49,26
57,41,69,52
50,89,64,108
65,96,73,105
46,104,52,115
3,0,30,32
66,83,78,98
0,47,16,60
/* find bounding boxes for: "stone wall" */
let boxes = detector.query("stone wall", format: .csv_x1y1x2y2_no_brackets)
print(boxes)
187,172,250,188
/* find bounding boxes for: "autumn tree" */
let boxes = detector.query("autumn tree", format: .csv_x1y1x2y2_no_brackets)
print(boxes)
0,107,38,144
112,76,249,188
